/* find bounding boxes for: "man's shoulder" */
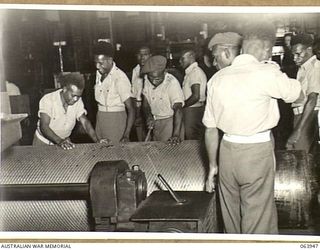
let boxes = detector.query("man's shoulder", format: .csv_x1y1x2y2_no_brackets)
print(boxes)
192,65,207,77
132,64,140,72
165,73,180,86
310,57,320,70
41,89,60,101
114,66,130,81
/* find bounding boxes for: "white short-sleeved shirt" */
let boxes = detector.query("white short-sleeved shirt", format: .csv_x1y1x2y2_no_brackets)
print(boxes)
142,73,184,120
203,54,301,136
95,63,132,112
182,62,207,107
131,64,143,101
292,55,320,110
36,89,87,144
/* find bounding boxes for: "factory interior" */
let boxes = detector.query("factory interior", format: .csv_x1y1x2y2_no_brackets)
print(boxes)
1,8,320,235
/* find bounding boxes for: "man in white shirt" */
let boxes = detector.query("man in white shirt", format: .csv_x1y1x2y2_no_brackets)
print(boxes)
93,41,135,143
203,23,301,233
131,46,152,141
287,34,320,152
141,55,184,144
180,50,207,140
33,73,101,150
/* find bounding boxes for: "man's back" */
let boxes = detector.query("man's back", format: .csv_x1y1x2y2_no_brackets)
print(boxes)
205,54,301,136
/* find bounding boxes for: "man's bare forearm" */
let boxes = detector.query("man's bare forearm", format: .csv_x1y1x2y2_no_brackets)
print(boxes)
205,127,219,167
172,105,183,137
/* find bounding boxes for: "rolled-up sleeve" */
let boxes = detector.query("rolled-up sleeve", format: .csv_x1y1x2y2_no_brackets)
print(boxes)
202,80,217,128
38,95,52,118
263,65,302,103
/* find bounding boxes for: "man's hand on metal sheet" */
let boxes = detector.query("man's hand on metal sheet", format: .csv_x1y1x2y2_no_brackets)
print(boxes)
99,138,112,144
58,138,75,150
120,136,130,143
167,136,181,146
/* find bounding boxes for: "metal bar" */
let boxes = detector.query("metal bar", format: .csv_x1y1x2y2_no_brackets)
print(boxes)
0,183,89,201
157,174,186,204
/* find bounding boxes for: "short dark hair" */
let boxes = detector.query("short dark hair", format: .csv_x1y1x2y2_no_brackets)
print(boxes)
137,45,151,53
59,73,85,90
242,21,277,45
291,33,314,48
181,49,196,58
93,41,114,57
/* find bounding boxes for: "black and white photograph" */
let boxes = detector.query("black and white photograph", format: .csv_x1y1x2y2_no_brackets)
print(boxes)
0,5,320,245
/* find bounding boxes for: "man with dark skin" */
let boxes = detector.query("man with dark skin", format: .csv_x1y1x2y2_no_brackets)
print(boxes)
141,55,184,145
33,73,106,150
180,50,207,140
203,24,301,233
286,34,320,152
131,46,152,141
93,41,135,143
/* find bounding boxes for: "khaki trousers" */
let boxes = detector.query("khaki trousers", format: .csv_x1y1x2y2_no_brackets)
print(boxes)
183,106,205,140
293,110,319,152
218,139,278,234
153,117,184,142
96,111,127,143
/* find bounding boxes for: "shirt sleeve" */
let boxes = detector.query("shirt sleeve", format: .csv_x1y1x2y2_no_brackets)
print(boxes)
306,64,320,95
189,69,203,86
116,73,132,103
168,78,185,107
75,98,87,121
262,64,301,103
202,79,217,128
38,94,52,118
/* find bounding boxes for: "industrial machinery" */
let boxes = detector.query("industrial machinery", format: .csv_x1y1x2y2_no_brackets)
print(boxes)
131,174,218,233
0,160,147,232
0,141,319,233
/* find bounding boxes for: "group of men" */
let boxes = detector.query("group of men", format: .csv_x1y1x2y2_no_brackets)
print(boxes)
33,40,209,147
32,20,320,234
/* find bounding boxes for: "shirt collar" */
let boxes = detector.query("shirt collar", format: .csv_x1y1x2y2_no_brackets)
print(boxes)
301,55,317,71
185,62,198,74
134,64,141,71
232,54,259,66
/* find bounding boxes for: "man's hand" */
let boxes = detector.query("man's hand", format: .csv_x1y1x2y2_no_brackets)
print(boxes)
58,138,75,150
99,138,112,144
120,136,130,143
286,129,301,150
147,118,155,130
167,136,181,146
205,163,218,193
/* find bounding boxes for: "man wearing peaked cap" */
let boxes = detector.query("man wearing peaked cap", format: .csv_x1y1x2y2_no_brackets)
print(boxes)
203,22,302,234
140,55,167,74
208,32,242,70
141,55,185,145
93,41,135,144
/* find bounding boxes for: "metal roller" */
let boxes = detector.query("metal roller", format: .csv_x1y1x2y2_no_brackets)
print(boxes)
0,141,319,231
